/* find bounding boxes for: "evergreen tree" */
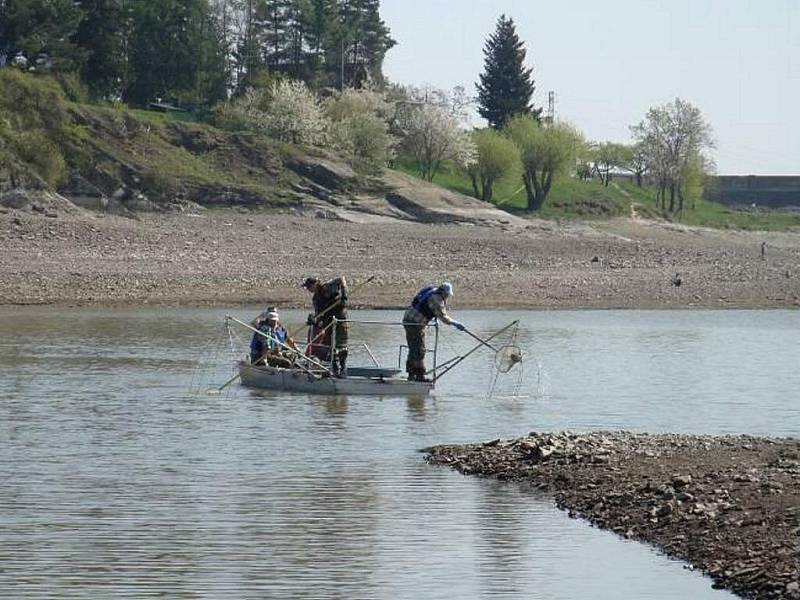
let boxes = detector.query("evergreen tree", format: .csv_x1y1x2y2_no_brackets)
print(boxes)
476,15,540,129
349,0,394,85
125,0,226,107
234,0,267,90
0,0,85,71
285,0,309,77
303,0,336,68
194,3,229,105
74,0,128,99
324,0,393,88
261,0,291,67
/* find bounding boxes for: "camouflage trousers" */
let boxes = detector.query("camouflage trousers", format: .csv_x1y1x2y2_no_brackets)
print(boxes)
403,321,426,380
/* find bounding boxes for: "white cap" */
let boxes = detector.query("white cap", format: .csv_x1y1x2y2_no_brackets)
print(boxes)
440,282,454,297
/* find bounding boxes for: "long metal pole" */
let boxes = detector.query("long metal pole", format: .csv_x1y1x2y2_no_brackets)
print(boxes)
433,320,519,383
228,316,332,374
290,275,375,340
433,320,439,375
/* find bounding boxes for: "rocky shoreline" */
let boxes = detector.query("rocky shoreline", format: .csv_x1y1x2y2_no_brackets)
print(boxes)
424,432,800,599
1,208,799,310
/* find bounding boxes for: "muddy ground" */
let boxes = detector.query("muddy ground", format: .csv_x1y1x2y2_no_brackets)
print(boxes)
425,432,800,599
1,207,799,310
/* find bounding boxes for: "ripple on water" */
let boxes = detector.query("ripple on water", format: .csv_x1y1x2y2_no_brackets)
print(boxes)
3,307,794,598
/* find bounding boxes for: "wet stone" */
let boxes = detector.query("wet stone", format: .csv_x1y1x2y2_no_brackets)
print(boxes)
424,431,799,599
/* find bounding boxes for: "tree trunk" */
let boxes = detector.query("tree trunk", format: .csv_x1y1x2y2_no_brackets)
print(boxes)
526,171,549,211
470,174,480,199
522,172,536,211
669,184,676,213
482,178,493,203
636,172,642,187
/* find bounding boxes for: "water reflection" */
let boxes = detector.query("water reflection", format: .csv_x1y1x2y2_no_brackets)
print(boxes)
2,307,796,598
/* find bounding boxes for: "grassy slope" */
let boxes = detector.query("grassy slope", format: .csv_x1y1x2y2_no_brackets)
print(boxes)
395,159,800,231
68,103,303,205
0,71,306,207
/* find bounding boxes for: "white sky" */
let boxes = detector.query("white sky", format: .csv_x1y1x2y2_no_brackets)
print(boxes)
381,0,800,175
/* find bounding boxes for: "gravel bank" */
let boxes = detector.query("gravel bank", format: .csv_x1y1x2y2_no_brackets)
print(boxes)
1,208,799,309
425,432,800,599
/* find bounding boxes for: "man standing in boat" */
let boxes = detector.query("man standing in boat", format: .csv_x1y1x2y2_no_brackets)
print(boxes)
303,276,349,377
403,282,465,382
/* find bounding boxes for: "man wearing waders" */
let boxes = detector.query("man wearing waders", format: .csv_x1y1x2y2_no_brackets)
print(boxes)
402,282,465,382
303,276,349,377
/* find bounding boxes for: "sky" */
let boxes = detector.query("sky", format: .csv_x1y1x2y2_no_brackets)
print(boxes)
380,0,800,175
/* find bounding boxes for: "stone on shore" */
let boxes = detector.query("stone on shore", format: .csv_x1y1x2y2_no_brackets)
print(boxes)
424,431,800,599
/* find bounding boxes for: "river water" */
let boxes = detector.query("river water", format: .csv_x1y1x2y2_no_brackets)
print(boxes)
1,307,798,599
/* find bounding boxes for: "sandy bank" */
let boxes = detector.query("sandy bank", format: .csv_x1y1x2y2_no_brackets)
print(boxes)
1,209,798,309
425,432,800,599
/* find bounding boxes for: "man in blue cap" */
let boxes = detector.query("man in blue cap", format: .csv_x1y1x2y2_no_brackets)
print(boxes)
402,282,465,382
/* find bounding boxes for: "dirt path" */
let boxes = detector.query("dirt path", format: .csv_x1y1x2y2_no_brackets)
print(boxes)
1,208,798,309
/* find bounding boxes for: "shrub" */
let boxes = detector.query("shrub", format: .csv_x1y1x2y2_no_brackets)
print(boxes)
55,72,89,104
324,88,395,172
397,103,476,181
141,166,178,200
225,80,328,146
0,70,70,136
467,129,521,203
11,131,67,187
329,112,393,173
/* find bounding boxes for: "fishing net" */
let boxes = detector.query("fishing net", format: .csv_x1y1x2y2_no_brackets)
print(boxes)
495,344,524,373
187,319,243,398
485,324,545,402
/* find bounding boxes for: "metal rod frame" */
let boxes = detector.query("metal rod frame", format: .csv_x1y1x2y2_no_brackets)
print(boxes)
227,316,332,376
433,320,519,383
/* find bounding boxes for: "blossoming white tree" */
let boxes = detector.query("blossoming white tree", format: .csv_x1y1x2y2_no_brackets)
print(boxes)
325,87,396,172
398,103,476,181
229,80,329,146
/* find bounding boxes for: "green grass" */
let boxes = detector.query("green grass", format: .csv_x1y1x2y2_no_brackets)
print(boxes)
617,181,800,231
394,159,634,219
395,159,800,231
125,107,199,124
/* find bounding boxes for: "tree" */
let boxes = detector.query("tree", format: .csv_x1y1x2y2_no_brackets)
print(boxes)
592,142,631,187
229,79,328,144
261,0,291,68
624,142,649,187
74,0,128,99
324,87,395,172
476,15,540,129
467,128,521,203
125,0,227,107
0,0,85,71
397,102,475,182
505,115,583,211
631,98,714,213
304,0,337,69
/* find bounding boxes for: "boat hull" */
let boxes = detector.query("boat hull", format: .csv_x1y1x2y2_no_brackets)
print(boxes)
238,362,434,396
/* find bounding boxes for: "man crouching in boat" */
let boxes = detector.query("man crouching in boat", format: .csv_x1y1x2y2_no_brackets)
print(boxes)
403,282,465,382
250,308,297,368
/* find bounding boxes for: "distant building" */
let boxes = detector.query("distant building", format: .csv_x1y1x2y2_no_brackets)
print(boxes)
705,176,800,209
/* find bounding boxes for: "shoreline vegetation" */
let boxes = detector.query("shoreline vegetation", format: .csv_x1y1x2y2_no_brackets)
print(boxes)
424,431,800,600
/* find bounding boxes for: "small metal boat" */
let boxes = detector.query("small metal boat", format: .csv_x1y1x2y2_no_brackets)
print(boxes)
225,315,518,397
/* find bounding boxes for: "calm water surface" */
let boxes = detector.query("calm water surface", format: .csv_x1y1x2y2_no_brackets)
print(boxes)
2,307,799,599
